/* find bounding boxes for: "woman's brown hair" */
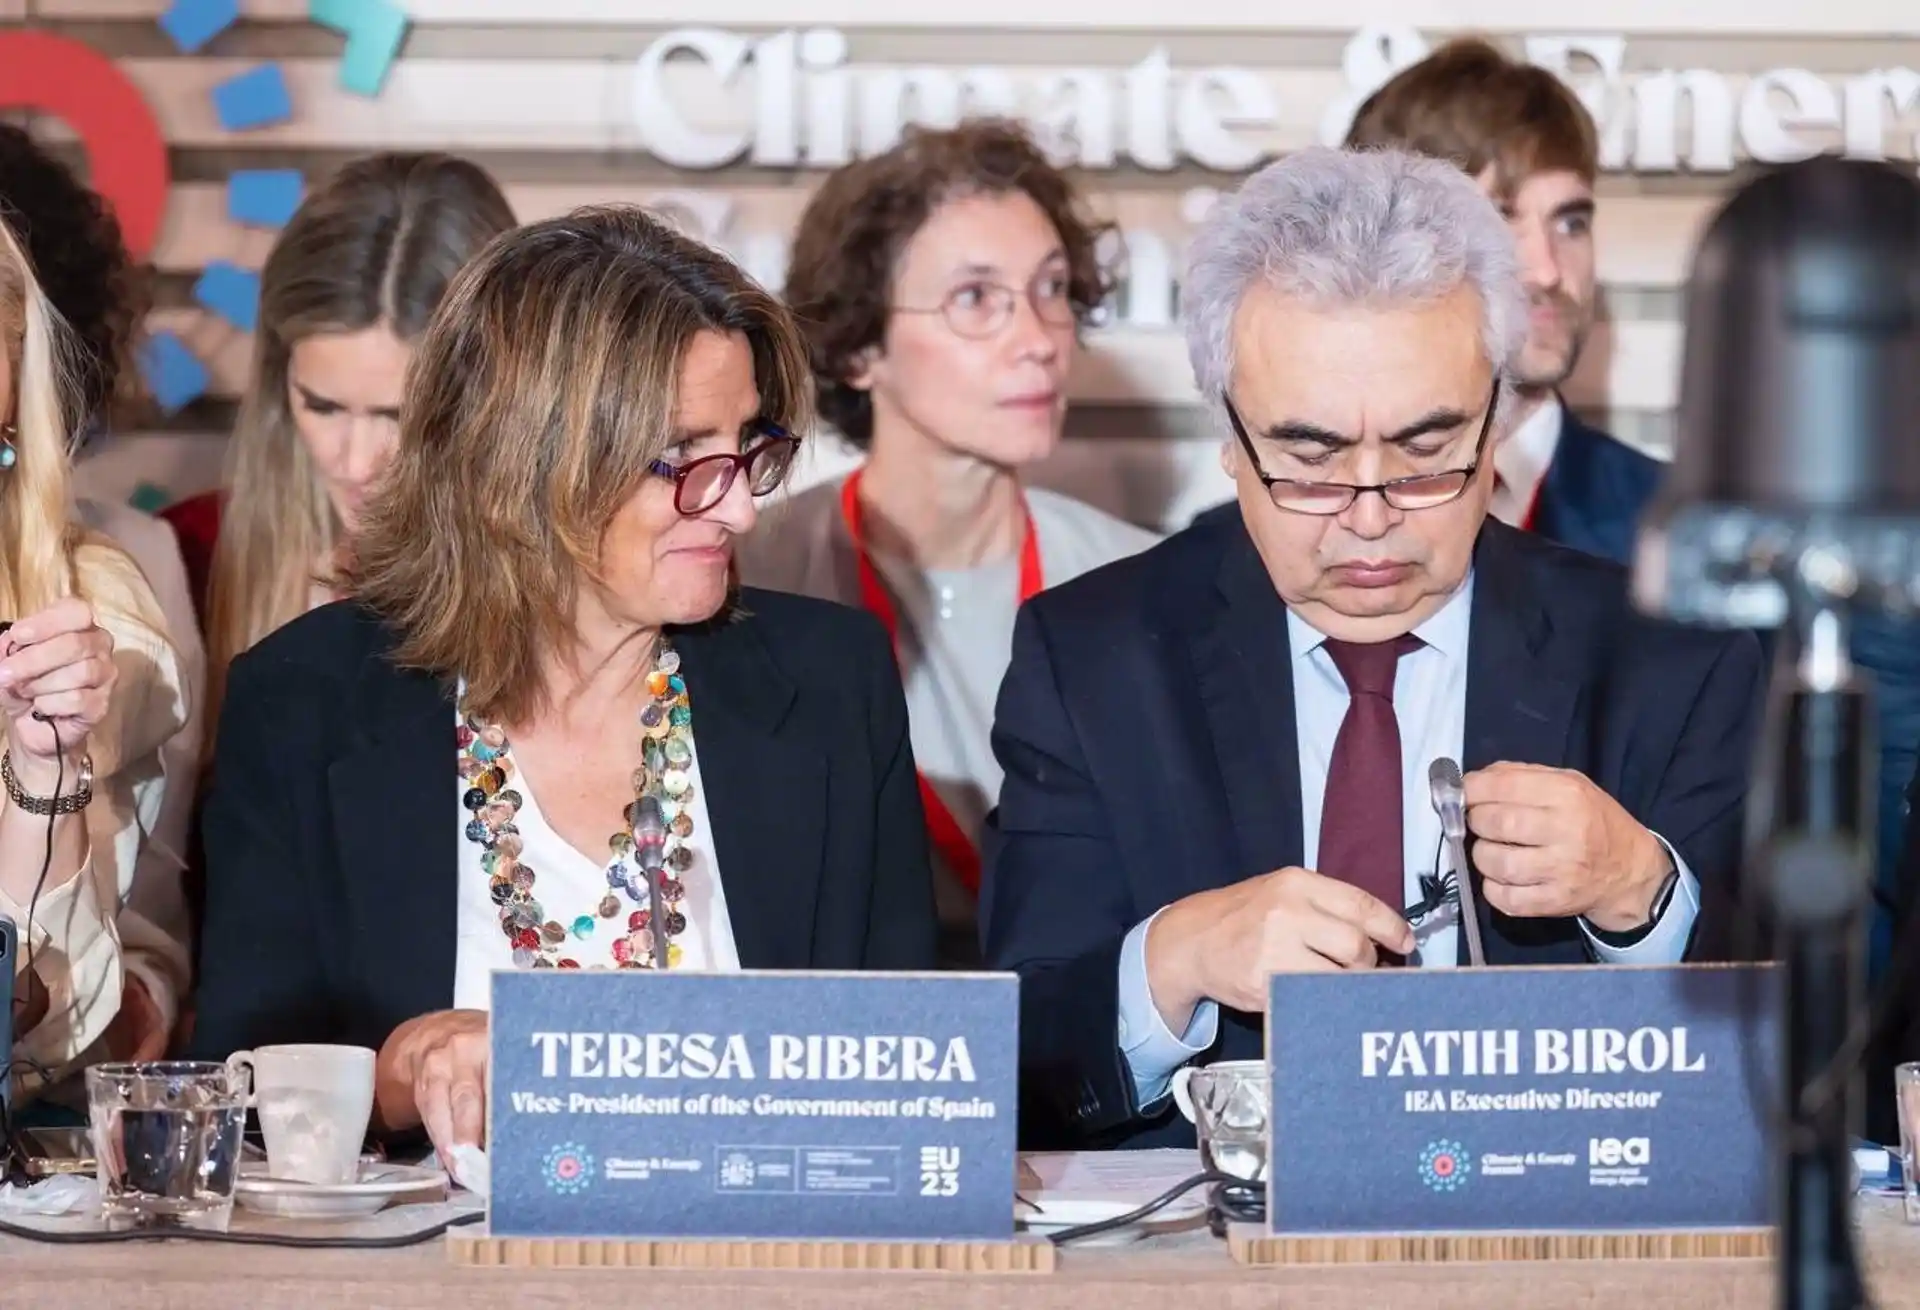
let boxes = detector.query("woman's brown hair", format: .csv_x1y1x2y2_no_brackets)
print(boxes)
785,117,1117,447
345,205,813,727
204,151,515,738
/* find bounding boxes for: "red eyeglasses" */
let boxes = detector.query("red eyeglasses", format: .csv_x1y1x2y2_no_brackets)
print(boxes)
648,424,799,517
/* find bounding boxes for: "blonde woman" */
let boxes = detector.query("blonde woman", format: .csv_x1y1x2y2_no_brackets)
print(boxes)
0,215,186,1098
161,152,515,731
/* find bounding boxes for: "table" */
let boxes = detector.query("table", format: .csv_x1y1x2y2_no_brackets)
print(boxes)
4,1198,1918,1310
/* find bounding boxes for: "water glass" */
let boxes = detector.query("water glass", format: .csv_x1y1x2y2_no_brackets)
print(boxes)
1899,1063,1920,1223
86,1061,250,1232
1171,1059,1270,1182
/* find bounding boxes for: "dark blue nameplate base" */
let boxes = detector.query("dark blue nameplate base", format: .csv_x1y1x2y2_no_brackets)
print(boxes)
487,971,1019,1242
1267,964,1779,1236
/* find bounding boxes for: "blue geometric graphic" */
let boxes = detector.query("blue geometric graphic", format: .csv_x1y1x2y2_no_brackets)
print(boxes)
138,333,210,414
155,1,398,422
159,0,238,53
211,65,293,132
227,170,305,227
309,0,411,96
192,262,260,332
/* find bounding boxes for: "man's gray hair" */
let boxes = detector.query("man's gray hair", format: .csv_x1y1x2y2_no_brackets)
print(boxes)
1183,146,1528,419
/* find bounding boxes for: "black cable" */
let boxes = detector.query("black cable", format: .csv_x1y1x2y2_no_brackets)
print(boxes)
2,675,65,1170
1043,1169,1240,1245
0,1208,483,1247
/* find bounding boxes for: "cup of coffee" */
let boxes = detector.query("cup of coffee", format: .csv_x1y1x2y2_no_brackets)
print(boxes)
1170,1059,1269,1182
225,1045,376,1186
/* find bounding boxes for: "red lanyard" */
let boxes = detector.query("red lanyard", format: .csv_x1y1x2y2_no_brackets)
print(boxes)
839,469,1043,897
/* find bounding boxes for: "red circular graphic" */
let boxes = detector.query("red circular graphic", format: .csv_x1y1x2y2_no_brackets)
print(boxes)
1431,1155,1456,1177
0,32,170,260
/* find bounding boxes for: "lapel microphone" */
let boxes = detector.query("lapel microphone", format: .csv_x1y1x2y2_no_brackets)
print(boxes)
1427,758,1486,967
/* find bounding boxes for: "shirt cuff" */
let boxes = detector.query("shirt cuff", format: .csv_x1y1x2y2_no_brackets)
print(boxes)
1117,910,1220,1109
1581,835,1701,964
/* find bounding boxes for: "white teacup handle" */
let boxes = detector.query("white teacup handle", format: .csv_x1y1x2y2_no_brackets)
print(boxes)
224,1050,257,1108
1170,1065,1200,1123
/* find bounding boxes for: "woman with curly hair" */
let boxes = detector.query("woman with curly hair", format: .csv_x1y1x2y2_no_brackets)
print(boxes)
738,119,1159,965
0,124,199,1071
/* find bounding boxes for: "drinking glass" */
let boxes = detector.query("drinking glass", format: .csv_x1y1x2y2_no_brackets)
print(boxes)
86,1061,249,1232
1898,1062,1920,1223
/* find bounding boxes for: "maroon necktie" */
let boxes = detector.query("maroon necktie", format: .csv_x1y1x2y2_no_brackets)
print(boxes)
1318,635,1424,960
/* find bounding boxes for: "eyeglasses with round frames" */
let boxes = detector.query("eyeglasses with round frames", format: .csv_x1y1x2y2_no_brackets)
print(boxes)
892,268,1079,340
1223,380,1501,516
648,423,799,517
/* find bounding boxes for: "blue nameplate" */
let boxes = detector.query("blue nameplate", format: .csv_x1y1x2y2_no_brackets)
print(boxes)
1266,964,1779,1235
487,970,1018,1241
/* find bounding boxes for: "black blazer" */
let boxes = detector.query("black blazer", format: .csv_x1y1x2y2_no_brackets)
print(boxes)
188,590,938,1063
980,513,1766,1150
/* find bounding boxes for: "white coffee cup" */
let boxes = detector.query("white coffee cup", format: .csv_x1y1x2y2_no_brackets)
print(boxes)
226,1044,376,1186
1170,1059,1270,1183
1170,1059,1266,1123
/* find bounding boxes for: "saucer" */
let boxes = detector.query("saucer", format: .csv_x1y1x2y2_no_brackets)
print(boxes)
234,1161,448,1220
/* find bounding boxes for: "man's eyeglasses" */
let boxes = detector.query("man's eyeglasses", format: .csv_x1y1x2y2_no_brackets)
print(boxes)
1224,380,1501,516
649,423,798,517
892,270,1078,340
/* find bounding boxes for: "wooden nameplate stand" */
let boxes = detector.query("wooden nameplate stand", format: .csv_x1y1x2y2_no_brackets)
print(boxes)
447,1228,1056,1274
1227,1223,1774,1265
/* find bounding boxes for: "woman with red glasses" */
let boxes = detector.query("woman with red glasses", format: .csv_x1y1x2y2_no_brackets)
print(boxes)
188,207,937,1168
740,120,1159,965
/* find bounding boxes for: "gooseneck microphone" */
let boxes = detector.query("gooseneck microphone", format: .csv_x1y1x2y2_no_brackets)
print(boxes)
1632,154,1920,1310
1427,758,1485,968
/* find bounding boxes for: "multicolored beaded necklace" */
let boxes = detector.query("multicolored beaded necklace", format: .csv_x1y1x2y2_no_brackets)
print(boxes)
456,640,696,971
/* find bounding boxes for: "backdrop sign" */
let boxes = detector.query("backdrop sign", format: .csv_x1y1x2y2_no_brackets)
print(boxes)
631,25,1920,174
1266,964,1779,1235
487,970,1019,1241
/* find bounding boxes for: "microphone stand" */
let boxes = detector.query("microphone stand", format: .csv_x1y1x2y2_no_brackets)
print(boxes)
1758,598,1873,1310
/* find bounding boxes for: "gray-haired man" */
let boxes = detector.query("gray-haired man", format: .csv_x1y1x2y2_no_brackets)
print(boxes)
978,148,1764,1150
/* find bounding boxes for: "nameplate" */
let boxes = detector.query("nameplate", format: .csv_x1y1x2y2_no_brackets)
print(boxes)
1266,964,1779,1235
487,970,1019,1241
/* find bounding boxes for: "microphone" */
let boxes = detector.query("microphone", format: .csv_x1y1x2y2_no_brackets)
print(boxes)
1427,758,1485,968
1630,154,1920,1310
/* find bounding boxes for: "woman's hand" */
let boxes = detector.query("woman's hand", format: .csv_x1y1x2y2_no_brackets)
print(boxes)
376,1008,489,1168
0,598,116,782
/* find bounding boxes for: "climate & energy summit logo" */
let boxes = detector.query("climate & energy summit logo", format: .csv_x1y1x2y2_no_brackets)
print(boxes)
1418,1140,1472,1192
543,1143,596,1194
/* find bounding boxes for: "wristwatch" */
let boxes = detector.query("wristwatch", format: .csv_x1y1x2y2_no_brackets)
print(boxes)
1584,861,1682,950
2,749,94,816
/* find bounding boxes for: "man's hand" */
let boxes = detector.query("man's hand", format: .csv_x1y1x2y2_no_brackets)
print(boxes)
1145,867,1416,1028
1464,762,1672,933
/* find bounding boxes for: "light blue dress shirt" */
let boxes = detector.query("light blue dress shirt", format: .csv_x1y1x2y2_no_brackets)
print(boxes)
1115,573,1702,1108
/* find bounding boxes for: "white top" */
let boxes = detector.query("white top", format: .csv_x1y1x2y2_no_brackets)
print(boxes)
1489,397,1564,527
737,479,1161,941
449,705,741,1011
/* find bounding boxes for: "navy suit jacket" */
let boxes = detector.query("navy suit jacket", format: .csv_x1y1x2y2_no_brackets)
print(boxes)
1528,410,1664,565
979,513,1765,1150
